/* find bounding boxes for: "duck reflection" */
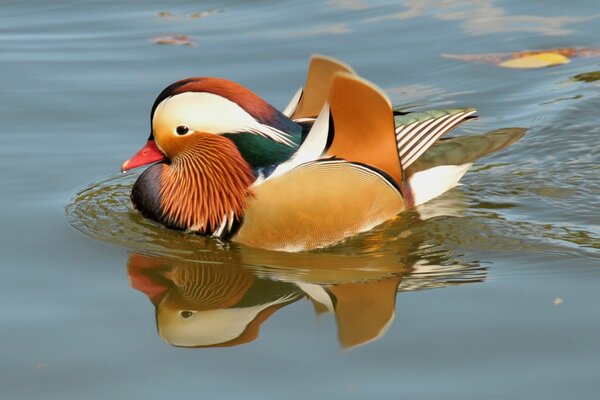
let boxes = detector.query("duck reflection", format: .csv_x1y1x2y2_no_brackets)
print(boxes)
128,228,486,349
129,254,302,347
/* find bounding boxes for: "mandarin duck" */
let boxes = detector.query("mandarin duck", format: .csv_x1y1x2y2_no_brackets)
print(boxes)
122,55,525,251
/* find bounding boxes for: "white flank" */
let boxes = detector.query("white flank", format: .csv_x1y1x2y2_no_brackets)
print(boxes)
153,92,295,146
407,163,472,206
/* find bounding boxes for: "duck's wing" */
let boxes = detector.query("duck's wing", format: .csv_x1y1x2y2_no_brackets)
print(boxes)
394,108,478,169
404,128,527,206
407,127,526,173
272,72,404,187
324,73,405,186
283,54,356,120
283,75,479,189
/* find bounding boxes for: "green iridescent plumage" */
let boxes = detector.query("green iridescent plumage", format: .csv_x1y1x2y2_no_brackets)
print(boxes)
393,108,477,127
223,130,302,168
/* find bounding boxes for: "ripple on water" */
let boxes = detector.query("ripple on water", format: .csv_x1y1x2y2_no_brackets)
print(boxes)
65,167,598,288
65,172,217,256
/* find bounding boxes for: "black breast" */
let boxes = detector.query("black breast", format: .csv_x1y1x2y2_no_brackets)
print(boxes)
131,163,185,231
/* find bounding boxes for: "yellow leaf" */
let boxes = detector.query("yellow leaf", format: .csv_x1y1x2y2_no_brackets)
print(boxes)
499,53,570,69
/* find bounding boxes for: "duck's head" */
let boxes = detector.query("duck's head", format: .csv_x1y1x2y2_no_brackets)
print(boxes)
122,77,302,172
122,78,302,234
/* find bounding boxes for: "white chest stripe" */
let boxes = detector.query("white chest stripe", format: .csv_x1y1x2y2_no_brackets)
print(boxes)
264,103,331,183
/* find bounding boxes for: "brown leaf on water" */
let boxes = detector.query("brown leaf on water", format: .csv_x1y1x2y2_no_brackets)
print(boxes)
553,297,564,305
151,34,195,46
442,47,600,69
572,71,600,82
158,11,175,18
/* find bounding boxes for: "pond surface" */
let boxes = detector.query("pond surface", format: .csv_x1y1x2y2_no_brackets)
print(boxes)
2,0,599,398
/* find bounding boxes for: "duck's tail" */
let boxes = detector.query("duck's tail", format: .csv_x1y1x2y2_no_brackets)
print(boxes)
403,127,527,207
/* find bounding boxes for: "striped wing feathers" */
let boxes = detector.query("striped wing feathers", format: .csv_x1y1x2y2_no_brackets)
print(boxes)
285,72,476,188
395,108,477,169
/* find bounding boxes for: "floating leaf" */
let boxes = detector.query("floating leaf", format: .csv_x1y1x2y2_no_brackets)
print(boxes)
151,34,195,46
158,11,175,18
498,53,570,69
571,71,600,82
443,47,600,69
553,297,564,305
190,9,223,19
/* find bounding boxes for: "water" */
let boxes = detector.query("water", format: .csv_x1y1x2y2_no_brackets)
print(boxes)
2,0,599,398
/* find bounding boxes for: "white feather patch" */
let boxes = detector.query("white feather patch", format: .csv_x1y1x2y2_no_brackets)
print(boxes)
261,103,331,183
282,87,303,117
407,163,472,206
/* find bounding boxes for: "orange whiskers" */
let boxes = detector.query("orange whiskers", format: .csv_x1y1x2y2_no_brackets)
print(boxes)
158,134,255,233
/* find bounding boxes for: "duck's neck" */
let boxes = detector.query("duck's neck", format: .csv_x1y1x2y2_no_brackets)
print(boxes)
133,135,255,236
223,130,301,168
223,113,304,168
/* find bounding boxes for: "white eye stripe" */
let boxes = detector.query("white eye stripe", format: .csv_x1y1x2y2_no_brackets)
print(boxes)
154,92,294,146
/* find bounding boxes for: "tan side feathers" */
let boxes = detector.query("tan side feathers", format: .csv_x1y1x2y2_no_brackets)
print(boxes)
234,160,405,251
325,73,403,187
289,54,356,119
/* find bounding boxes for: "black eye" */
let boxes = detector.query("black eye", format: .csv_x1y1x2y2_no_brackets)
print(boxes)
176,125,189,135
180,311,193,319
